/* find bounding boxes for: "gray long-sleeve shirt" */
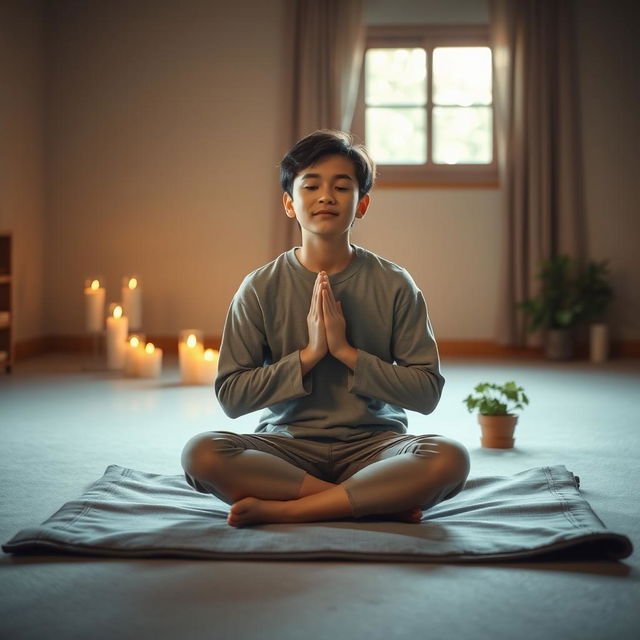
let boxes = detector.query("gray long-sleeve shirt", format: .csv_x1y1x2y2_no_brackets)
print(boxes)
214,244,445,441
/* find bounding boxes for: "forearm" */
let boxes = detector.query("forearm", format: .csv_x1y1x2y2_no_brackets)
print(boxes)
216,351,310,418
349,349,444,414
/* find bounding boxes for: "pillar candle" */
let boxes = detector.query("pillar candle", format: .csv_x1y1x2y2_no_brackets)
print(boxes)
122,276,142,331
199,348,219,385
105,304,128,370
124,334,146,376
179,330,204,384
84,278,106,333
139,342,163,378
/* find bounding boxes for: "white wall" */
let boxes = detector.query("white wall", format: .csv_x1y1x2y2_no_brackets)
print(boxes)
0,0,46,343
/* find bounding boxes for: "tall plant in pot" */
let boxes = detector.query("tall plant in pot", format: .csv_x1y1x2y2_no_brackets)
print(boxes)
576,259,614,362
517,255,583,360
464,381,529,449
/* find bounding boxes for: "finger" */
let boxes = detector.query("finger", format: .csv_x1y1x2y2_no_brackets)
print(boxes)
322,289,335,316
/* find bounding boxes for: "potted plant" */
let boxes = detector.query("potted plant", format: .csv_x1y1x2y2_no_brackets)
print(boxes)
576,259,614,362
517,255,584,360
463,381,529,449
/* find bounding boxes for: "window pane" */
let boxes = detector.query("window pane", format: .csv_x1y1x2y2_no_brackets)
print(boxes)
433,106,492,164
365,48,426,106
366,107,426,164
433,47,492,106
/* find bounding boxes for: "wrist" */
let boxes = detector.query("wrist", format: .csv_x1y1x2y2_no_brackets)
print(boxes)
333,345,358,371
299,345,324,376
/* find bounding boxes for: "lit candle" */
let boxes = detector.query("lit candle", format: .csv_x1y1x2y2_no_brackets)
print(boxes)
199,348,219,385
84,278,106,333
139,342,163,378
122,276,142,331
179,330,204,384
124,334,146,376
105,303,128,370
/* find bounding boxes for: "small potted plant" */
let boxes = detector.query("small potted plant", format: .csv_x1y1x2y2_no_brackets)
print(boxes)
463,381,530,449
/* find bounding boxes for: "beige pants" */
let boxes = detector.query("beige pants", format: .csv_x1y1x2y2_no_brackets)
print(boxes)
181,430,470,518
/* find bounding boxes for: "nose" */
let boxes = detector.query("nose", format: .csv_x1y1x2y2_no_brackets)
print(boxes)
318,189,335,204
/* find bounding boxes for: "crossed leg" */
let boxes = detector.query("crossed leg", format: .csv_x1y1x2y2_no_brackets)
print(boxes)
181,432,469,527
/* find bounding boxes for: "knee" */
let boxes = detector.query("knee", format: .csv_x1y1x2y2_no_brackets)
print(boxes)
180,431,237,482
421,436,471,486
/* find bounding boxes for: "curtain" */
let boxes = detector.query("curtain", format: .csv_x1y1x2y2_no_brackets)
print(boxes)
490,0,587,347
275,0,365,252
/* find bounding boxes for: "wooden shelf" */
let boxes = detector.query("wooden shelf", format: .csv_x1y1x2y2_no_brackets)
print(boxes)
0,275,11,284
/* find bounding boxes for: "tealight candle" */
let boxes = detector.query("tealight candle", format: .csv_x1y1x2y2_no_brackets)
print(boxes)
199,348,219,385
122,275,142,331
139,342,163,378
179,330,204,384
84,277,105,333
105,303,128,370
124,333,146,376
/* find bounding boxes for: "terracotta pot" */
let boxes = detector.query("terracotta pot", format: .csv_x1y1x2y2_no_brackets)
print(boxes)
478,414,518,449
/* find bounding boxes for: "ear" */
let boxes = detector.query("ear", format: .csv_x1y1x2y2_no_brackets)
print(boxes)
283,192,297,219
355,194,370,219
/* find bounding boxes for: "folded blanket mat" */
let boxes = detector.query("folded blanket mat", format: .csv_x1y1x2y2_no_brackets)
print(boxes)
3,465,633,562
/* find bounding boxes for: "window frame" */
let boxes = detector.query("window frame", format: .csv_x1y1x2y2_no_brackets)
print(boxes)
352,24,498,188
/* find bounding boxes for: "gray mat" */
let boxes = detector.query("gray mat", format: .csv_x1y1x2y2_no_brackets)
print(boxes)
2,464,633,562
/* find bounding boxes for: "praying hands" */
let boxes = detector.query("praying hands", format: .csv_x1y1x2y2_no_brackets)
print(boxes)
299,271,358,375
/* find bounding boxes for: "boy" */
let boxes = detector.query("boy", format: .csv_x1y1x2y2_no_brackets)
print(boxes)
181,130,469,527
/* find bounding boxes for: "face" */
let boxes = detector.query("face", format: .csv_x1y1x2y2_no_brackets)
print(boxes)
283,154,370,239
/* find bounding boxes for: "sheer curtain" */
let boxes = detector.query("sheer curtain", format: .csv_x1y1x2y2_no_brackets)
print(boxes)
490,0,587,347
276,0,365,252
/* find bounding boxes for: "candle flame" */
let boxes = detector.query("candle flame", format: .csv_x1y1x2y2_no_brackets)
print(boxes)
145,343,155,354
90,279,100,290
128,277,138,290
186,334,197,348
130,336,140,348
113,305,123,319
204,349,218,361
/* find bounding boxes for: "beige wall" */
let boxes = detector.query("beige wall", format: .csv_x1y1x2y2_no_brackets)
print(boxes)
45,0,289,337
0,0,46,343
574,0,640,341
4,0,640,347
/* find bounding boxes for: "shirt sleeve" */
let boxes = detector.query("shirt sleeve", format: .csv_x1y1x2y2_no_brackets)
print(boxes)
347,288,445,414
214,281,312,419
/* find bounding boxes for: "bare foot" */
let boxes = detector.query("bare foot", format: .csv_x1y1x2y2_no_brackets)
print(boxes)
227,498,423,528
227,497,288,527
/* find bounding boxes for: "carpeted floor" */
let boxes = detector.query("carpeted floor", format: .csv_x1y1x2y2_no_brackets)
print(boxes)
1,353,639,639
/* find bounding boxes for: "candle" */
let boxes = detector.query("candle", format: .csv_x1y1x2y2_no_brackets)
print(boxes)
179,330,204,384
199,348,219,385
105,303,128,370
122,276,142,331
124,334,146,376
84,278,105,333
139,342,163,378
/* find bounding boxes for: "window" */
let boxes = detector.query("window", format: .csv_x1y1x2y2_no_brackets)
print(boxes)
353,26,497,187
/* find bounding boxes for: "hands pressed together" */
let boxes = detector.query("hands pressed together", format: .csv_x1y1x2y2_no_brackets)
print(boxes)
300,271,358,375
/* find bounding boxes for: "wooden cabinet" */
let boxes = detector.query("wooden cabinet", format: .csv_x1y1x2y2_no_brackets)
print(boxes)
0,232,12,373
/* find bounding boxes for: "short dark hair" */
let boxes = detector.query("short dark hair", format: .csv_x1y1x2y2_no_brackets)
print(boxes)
279,130,376,198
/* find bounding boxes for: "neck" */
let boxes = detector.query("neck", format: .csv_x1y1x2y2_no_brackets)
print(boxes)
296,236,354,274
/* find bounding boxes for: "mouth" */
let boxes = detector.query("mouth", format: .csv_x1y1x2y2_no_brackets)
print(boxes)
313,210,339,216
